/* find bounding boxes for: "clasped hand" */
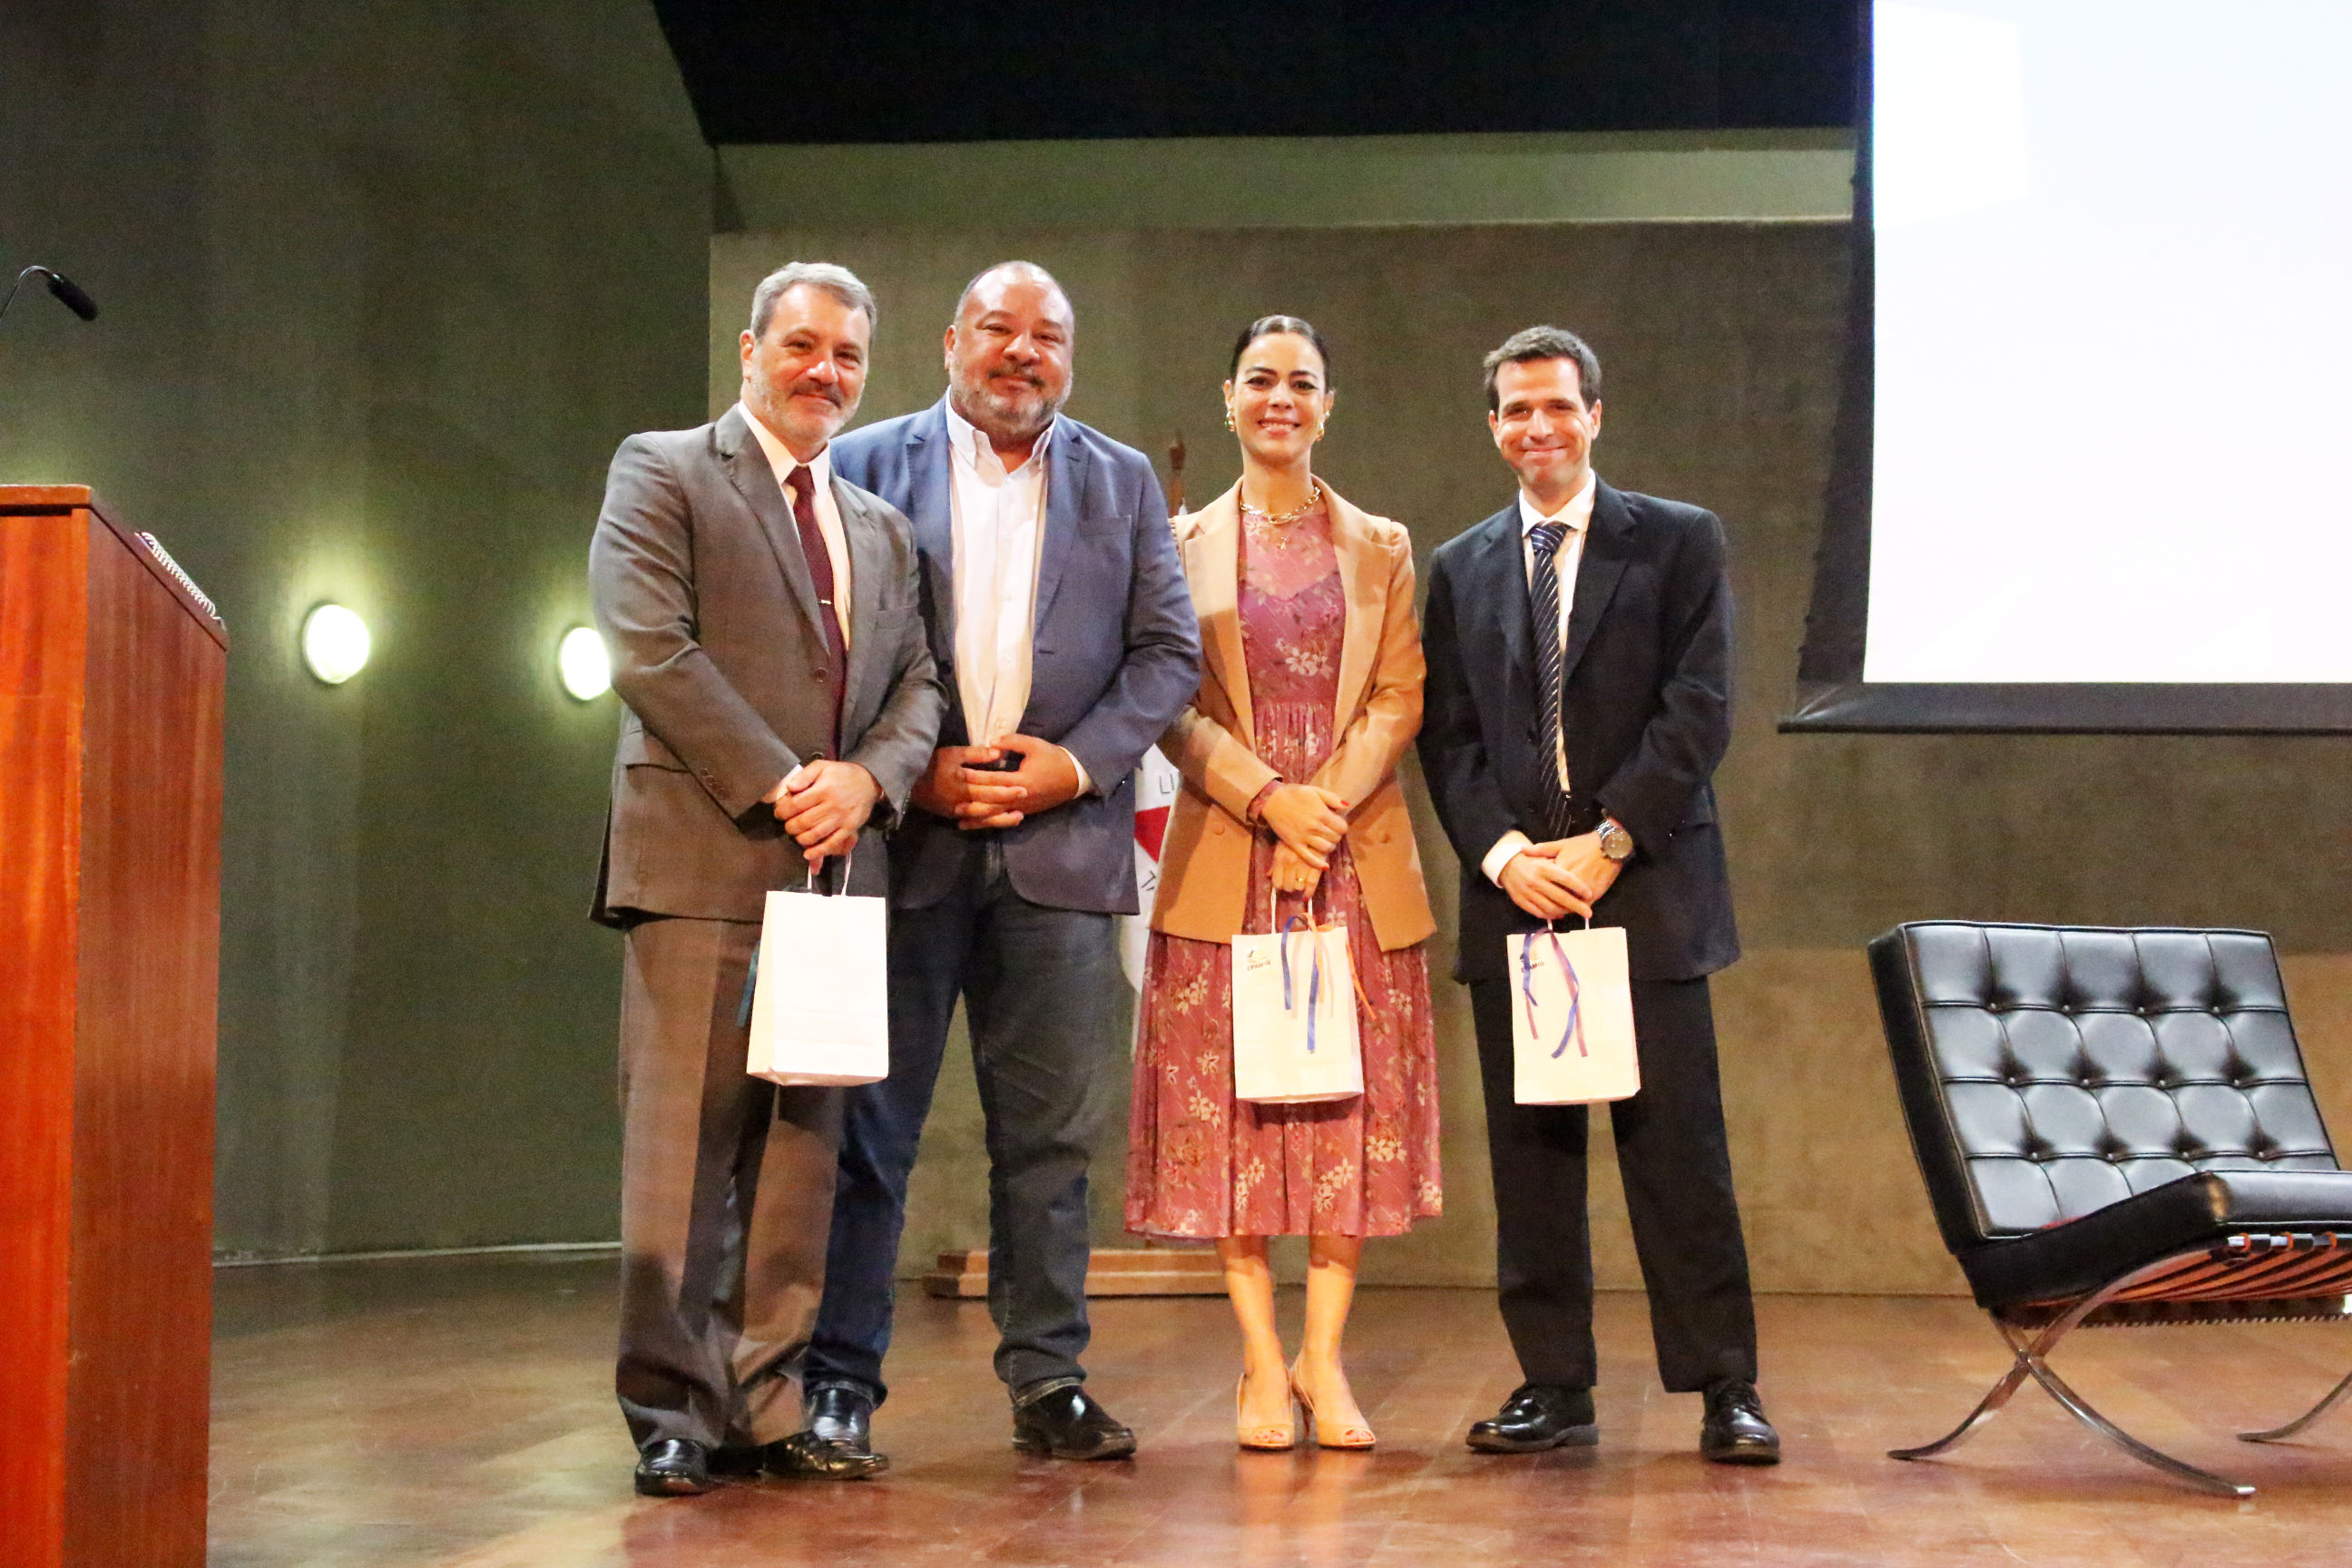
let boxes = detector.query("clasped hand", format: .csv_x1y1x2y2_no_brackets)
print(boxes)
765,759,880,869
909,733,1083,830
1259,783,1349,897
1496,831,1622,922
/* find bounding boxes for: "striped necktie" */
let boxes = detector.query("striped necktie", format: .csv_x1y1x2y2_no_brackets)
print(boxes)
1526,520,1575,839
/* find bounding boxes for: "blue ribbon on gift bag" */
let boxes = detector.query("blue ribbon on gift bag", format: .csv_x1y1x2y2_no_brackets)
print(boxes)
1517,921,1588,1060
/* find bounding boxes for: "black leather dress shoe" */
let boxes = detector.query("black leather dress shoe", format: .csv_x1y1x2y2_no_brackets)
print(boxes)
1012,1385,1137,1460
634,1438,714,1496
1466,1385,1599,1454
764,1430,889,1480
1700,1378,1781,1465
806,1385,877,1453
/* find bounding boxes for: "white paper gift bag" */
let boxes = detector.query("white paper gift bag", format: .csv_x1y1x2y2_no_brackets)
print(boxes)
743,862,888,1088
1510,921,1640,1105
1231,915,1363,1104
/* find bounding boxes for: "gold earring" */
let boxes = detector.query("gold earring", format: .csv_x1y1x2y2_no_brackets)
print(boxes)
1224,408,1236,432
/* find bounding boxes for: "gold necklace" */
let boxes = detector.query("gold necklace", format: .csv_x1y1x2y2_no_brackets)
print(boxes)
1240,477,1323,526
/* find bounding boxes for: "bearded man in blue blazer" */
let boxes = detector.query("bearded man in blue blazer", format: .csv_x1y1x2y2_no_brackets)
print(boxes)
1417,326,1779,1466
807,261,1200,1465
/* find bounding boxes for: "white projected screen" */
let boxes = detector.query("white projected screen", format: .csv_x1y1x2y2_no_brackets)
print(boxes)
1864,1,2352,683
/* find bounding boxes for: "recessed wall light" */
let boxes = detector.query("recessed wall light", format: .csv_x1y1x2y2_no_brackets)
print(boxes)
559,625,612,701
301,604,371,685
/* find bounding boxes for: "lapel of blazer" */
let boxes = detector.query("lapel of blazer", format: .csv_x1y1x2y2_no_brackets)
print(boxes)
899,402,956,638
716,405,827,642
1561,480,1634,686
832,477,888,718
1033,417,1089,635
1464,503,1534,724
1188,485,1251,747
1325,485,1382,734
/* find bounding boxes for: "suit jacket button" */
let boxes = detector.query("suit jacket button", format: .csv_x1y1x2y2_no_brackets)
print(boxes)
812,666,829,681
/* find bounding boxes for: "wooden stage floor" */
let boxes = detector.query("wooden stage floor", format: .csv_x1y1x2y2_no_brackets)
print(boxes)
212,1255,2352,1567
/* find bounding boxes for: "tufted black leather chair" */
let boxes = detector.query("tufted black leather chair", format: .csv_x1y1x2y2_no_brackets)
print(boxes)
1871,921,2352,1495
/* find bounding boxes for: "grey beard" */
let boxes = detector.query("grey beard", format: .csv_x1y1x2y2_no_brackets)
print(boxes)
951,375,1069,446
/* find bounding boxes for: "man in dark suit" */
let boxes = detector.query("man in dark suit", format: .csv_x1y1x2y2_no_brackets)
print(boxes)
808,261,1200,1463
1416,325,1779,1465
590,262,945,1494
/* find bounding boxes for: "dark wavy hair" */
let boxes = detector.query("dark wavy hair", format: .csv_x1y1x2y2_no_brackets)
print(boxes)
1228,314,1333,383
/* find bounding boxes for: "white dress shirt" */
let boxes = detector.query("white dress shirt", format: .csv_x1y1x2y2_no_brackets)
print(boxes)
1482,470,1598,886
944,403,1091,791
740,402,852,646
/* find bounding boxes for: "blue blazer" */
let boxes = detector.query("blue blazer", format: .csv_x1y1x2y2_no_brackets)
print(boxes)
1417,480,1740,984
830,398,1201,914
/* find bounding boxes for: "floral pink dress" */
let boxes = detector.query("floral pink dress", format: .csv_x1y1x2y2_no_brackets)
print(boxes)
1125,504,1442,1240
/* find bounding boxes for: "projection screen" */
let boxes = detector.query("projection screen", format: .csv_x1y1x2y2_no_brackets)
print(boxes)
1785,0,2352,731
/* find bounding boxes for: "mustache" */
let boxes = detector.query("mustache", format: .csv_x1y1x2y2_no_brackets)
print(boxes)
785,377,848,407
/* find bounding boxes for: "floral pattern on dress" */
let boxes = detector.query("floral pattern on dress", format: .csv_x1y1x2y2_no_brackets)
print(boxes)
1125,504,1442,1240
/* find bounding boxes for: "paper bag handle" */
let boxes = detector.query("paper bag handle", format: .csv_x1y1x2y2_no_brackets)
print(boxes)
736,850,860,1025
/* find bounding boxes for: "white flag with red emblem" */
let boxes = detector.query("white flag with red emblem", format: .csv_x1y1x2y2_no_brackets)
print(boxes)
1121,745,1180,989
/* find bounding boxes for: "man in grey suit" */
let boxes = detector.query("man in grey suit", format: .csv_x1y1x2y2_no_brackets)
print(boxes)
805,261,1200,1463
590,261,945,1495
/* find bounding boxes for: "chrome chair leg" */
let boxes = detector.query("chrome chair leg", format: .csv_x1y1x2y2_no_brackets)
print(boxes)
2241,1367,2352,1444
2025,1357,2253,1498
1892,1250,2263,1495
1887,1355,2034,1460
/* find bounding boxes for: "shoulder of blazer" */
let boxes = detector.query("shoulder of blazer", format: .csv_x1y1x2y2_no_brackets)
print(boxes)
830,403,937,474
1174,482,1240,545
618,417,722,467
1056,414,1151,473
1429,503,1520,573
1593,481,1724,573
1319,483,1411,557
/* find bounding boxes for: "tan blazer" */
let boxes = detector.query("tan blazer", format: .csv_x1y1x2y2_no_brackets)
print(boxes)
1152,481,1436,951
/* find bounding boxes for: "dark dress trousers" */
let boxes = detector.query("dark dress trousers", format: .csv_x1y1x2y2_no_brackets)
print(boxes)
1416,479,1756,1394
589,405,945,1450
814,399,1200,1402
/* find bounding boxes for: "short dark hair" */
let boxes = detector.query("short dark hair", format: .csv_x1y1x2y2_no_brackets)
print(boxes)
1483,325,1602,411
749,261,876,339
1227,314,1333,383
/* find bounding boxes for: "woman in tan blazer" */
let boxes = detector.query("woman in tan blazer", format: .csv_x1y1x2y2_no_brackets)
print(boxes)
1124,315,1440,1452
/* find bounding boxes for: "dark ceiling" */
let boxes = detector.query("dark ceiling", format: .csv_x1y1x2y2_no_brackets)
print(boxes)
650,1,1860,145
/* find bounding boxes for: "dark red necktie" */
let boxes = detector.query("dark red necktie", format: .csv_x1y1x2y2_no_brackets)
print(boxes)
784,466,847,757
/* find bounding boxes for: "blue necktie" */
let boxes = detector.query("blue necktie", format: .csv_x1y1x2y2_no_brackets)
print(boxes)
1527,521,1575,840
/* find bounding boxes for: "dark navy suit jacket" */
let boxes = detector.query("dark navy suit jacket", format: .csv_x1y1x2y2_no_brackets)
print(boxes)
830,398,1200,915
1417,479,1740,983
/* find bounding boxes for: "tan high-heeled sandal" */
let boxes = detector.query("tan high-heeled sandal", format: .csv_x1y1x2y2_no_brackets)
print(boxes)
1289,1357,1376,1450
1237,1369,1298,1450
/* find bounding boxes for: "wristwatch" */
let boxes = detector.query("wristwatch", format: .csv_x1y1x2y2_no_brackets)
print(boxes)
1594,815,1635,863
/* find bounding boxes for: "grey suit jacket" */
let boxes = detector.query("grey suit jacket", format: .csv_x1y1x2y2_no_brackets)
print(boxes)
829,399,1200,914
589,404,946,920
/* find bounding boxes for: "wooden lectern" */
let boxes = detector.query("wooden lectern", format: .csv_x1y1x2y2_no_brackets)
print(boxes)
0,487,224,1568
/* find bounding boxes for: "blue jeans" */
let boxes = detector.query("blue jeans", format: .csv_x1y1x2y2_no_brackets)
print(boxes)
807,841,1123,1404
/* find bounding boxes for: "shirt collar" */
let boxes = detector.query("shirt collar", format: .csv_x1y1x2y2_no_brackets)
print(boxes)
945,397,1054,479
737,400,832,492
1517,469,1598,537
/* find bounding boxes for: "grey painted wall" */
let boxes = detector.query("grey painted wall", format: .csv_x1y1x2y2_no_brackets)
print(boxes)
2,0,710,1257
